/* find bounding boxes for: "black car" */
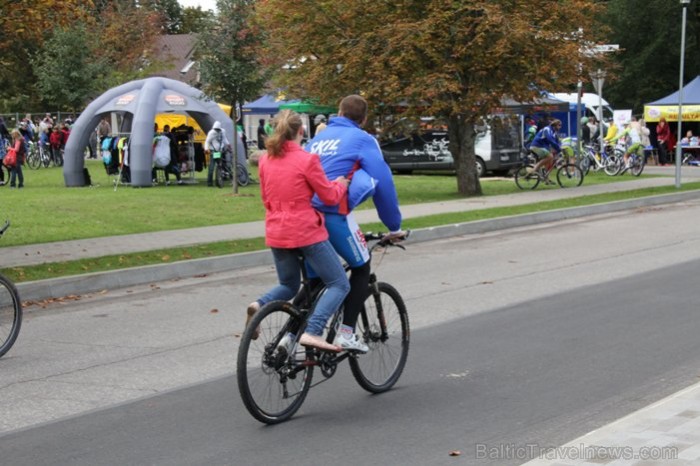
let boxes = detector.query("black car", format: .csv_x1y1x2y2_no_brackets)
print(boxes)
379,116,522,177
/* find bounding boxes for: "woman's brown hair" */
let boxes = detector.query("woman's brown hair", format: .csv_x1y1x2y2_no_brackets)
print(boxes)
265,110,303,157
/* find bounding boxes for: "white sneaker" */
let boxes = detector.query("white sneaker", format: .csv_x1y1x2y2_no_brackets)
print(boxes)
334,333,369,353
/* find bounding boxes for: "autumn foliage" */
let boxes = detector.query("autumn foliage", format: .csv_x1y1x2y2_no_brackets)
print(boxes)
256,0,608,196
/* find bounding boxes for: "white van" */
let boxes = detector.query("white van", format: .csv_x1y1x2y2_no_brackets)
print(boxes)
551,93,614,121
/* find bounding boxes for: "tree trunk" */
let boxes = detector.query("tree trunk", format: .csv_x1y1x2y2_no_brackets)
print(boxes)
448,114,482,196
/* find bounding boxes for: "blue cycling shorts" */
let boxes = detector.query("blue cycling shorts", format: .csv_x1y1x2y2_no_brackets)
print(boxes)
307,212,370,278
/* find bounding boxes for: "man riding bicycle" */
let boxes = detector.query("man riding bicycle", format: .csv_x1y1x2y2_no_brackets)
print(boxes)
528,119,562,185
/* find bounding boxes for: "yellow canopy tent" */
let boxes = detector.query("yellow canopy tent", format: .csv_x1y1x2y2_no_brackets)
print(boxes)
644,76,700,123
154,103,232,142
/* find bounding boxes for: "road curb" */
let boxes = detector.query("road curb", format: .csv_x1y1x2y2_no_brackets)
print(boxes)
16,190,700,302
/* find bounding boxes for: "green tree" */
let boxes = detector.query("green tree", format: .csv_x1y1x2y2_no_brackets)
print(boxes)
0,0,93,111
32,26,107,111
196,0,268,113
256,0,608,196
603,0,700,113
143,0,184,33
181,6,215,34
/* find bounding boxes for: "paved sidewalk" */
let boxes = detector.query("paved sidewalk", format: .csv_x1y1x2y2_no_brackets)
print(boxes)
1,169,695,268
521,380,700,465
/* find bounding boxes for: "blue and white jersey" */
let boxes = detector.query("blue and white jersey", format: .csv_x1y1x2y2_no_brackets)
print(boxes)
530,124,561,153
305,116,402,232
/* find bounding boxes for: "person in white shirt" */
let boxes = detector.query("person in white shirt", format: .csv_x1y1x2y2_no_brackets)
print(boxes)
204,121,231,187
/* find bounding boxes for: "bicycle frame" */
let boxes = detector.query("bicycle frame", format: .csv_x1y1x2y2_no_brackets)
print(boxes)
268,233,406,384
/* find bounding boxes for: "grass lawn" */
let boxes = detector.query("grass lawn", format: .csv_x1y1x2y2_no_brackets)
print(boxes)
0,159,650,247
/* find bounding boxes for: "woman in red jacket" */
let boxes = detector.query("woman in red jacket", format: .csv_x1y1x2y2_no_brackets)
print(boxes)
656,117,671,165
246,110,350,352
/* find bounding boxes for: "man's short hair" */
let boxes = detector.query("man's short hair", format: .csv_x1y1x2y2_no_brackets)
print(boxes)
339,95,368,125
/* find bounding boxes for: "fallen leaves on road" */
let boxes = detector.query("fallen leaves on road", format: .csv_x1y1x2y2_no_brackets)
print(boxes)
449,450,461,456
23,294,83,308
210,308,219,314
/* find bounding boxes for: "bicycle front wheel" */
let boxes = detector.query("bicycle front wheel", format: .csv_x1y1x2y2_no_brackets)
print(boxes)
349,282,410,393
0,274,22,358
214,163,224,188
26,150,41,170
237,301,313,424
0,165,9,186
630,154,645,177
514,165,540,190
556,163,584,188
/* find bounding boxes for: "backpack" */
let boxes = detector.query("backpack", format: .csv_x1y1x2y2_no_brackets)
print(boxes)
3,147,17,168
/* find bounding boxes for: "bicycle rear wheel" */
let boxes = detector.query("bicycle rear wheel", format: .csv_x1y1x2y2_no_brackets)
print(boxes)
237,163,250,186
514,165,540,190
0,274,22,358
556,163,584,188
604,155,622,176
237,301,313,424
630,154,645,177
349,281,409,393
579,155,591,176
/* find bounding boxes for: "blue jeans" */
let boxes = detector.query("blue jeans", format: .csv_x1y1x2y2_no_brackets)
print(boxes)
10,162,23,188
258,241,350,336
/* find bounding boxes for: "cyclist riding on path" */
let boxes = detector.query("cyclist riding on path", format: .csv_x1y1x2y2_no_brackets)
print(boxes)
529,119,562,184
618,119,644,168
305,94,405,353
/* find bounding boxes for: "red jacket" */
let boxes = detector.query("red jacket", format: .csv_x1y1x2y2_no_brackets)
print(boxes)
259,140,346,248
49,131,63,148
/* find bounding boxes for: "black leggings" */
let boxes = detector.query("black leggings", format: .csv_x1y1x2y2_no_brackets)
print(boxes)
658,141,669,164
342,262,371,328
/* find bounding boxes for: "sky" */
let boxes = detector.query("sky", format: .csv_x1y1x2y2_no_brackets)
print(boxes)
178,0,217,12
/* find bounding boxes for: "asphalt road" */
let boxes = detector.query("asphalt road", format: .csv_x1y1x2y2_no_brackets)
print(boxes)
2,199,700,465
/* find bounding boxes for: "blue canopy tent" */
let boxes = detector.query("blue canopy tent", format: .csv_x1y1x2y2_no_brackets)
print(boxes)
241,94,297,115
241,94,298,147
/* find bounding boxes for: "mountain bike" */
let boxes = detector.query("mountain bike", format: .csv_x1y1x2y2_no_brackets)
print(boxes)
26,142,53,169
212,150,249,188
614,146,646,177
0,220,22,358
237,232,410,424
578,143,622,176
514,150,584,190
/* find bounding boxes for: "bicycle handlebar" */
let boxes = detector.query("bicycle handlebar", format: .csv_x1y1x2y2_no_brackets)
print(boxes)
364,230,411,249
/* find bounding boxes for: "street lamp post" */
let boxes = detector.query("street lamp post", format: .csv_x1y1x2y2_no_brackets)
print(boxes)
675,0,691,188
590,69,607,153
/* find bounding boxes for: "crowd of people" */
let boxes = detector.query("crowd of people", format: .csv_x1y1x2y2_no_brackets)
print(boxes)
0,113,74,188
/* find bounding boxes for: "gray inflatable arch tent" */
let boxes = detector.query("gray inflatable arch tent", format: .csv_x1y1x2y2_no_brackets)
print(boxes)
63,77,244,187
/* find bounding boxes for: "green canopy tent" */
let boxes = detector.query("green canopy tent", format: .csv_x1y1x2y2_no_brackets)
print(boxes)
278,100,336,114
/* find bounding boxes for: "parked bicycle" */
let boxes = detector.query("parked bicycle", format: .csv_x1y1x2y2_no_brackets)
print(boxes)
211,149,249,187
0,220,22,358
25,141,53,169
515,150,584,190
237,231,410,424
